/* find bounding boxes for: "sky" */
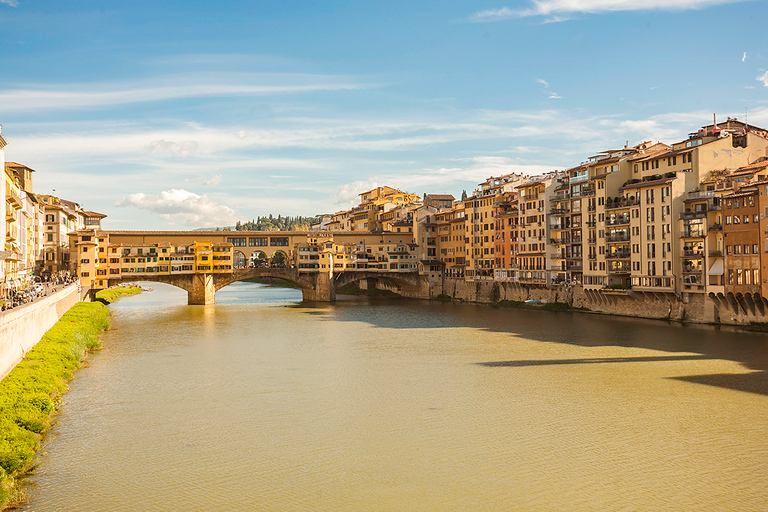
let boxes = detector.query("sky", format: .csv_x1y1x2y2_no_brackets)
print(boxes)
1,0,767,229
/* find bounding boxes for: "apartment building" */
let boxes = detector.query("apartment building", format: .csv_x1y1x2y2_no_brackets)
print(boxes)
434,203,466,278
516,173,560,285
3,165,23,288
493,192,519,281
722,187,761,297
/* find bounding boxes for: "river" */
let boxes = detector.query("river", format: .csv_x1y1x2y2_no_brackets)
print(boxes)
21,281,768,511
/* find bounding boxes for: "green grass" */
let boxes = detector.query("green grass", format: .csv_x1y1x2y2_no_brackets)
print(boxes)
0,302,111,509
94,285,141,303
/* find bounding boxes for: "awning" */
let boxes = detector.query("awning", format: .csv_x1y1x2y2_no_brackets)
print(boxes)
707,259,724,276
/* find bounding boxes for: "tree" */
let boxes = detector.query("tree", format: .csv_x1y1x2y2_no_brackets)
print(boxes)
272,251,287,265
461,190,468,201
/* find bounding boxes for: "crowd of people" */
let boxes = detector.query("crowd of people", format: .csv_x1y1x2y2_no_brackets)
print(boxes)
0,272,77,312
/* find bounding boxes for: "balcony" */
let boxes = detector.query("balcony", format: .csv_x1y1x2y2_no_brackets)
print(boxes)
682,250,704,258
581,188,596,197
605,198,639,210
608,263,631,274
567,264,583,272
587,237,596,244
550,238,567,245
605,233,630,243
606,216,630,226
681,230,706,239
606,250,631,260
570,171,588,183
682,268,703,275
708,223,722,232
550,208,570,216
709,250,723,258
550,193,570,202
585,221,596,227
5,187,22,207
686,190,716,200
6,206,17,221
680,211,707,220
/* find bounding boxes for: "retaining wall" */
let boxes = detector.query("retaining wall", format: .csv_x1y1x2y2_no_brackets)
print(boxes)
0,284,81,380
438,277,731,325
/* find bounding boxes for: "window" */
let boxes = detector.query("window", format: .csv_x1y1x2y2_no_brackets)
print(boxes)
270,237,289,247
47,234,53,242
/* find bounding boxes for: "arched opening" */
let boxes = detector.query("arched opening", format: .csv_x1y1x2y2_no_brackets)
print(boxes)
271,250,288,267
233,250,246,269
249,250,268,268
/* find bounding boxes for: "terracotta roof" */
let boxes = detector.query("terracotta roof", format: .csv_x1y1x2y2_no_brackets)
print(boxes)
722,188,759,199
5,162,36,172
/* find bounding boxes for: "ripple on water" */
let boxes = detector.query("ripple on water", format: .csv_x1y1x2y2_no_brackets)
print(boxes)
21,282,768,511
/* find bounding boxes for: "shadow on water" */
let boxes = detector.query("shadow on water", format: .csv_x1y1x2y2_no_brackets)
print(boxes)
296,297,768,397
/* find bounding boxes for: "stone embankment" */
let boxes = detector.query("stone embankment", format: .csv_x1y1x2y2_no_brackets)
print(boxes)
0,283,80,380
370,275,757,325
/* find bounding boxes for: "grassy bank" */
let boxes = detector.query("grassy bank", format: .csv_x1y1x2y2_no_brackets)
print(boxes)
94,285,141,303
0,302,111,509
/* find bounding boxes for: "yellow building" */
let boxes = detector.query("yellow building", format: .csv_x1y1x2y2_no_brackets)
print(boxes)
4,166,23,284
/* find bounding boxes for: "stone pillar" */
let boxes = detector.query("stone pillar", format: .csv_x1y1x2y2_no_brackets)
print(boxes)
189,273,215,305
301,271,336,302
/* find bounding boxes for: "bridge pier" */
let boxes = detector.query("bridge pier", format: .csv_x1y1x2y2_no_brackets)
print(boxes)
189,274,216,305
302,271,336,302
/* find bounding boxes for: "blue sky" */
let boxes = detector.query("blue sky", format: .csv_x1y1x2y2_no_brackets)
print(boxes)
1,0,767,229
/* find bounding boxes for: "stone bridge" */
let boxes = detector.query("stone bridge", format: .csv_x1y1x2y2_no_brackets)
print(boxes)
101,268,425,305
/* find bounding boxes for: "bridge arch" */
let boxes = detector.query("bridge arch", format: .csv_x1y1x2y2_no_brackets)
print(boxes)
271,250,289,266
233,250,246,269
103,267,327,304
333,270,421,296
249,250,268,267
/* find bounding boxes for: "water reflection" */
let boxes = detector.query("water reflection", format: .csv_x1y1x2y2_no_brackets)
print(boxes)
22,281,768,511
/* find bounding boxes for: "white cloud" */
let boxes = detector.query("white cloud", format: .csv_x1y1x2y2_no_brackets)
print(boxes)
114,189,238,227
0,0,19,5
742,52,748,62
204,174,222,186
536,78,562,100
758,71,768,87
145,139,199,158
470,0,749,20
0,73,373,112
334,179,380,208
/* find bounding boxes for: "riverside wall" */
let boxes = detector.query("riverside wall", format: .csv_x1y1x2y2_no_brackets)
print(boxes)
0,284,81,380
428,277,758,326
